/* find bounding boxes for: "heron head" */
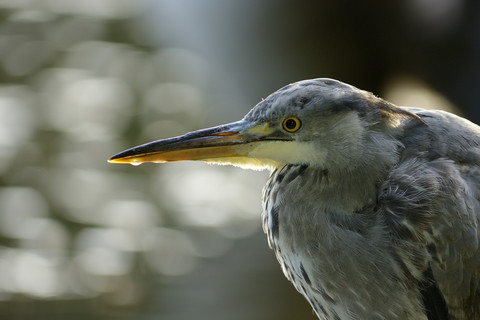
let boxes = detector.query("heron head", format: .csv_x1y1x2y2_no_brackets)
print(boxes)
109,78,422,171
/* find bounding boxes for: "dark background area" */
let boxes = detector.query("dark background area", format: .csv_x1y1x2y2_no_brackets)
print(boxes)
0,0,478,319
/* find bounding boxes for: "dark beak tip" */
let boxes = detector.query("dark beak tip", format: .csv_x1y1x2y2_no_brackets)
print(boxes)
108,151,126,161
108,147,140,163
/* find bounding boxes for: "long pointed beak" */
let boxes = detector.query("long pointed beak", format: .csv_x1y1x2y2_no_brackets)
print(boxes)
108,120,283,165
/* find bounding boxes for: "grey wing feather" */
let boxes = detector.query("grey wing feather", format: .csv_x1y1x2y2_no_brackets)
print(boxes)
380,108,480,319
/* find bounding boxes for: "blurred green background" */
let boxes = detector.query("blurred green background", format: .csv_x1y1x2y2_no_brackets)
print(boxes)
0,0,478,319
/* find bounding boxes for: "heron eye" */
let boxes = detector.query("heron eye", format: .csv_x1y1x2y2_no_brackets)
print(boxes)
282,117,301,132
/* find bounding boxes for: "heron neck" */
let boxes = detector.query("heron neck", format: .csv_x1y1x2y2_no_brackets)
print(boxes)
263,161,393,262
271,163,385,214
263,133,402,247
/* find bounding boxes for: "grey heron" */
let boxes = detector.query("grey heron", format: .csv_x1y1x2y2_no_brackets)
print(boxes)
109,78,480,320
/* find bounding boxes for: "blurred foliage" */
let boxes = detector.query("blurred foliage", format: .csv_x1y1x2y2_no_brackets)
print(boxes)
0,0,478,319
0,1,311,319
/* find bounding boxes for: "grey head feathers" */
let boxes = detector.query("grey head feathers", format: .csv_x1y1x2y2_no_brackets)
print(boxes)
245,78,424,135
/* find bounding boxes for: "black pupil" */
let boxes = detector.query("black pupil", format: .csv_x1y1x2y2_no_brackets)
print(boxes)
285,119,297,130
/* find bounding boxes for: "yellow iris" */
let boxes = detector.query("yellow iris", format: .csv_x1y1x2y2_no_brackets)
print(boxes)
282,117,301,132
